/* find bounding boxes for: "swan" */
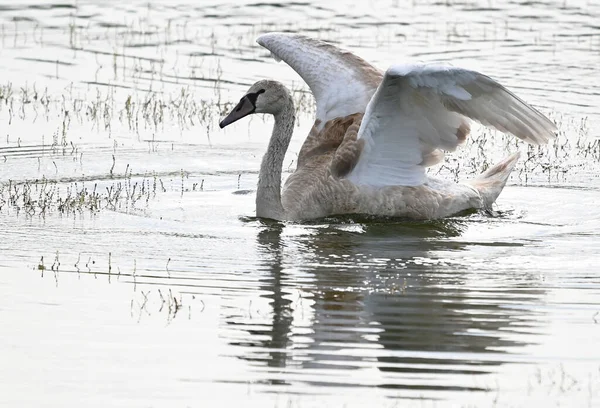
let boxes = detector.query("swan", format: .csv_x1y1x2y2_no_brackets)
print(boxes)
219,33,556,221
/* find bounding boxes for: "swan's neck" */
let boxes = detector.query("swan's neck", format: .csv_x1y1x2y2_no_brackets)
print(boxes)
256,103,295,220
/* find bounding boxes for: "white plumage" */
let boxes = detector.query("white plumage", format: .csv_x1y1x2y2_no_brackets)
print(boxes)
257,33,382,127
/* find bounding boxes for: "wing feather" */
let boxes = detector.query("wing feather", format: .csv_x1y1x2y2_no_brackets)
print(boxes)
347,64,557,187
256,32,383,125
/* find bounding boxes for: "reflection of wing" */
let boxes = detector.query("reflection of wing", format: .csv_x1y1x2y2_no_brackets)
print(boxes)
347,64,557,187
257,32,383,125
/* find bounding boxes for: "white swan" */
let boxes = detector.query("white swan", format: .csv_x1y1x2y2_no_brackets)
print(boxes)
219,33,556,221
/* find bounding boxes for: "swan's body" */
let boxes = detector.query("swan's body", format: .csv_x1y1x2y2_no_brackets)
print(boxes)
219,33,556,221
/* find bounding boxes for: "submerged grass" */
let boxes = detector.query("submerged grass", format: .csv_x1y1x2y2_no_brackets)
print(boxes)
35,248,193,323
0,80,314,146
431,113,599,185
0,79,597,217
0,171,161,215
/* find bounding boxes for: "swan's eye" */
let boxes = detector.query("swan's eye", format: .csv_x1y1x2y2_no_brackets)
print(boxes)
257,89,265,95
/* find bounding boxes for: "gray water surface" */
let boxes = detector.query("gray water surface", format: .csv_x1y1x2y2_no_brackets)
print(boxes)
1,1,600,407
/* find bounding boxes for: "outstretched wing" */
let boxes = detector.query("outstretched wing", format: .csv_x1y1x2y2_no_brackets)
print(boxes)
347,64,557,187
257,32,383,126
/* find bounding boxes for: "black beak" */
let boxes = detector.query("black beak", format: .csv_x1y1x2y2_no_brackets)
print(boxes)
219,96,256,128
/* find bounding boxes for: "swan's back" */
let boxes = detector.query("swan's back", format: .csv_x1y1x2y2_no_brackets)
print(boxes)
282,114,364,219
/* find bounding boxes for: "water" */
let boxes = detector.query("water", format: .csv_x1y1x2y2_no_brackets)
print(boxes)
1,1,600,407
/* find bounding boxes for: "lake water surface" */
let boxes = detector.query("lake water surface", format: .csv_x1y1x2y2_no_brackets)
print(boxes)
1,1,600,407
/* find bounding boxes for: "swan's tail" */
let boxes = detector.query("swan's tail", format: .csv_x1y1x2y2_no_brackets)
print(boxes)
467,152,520,208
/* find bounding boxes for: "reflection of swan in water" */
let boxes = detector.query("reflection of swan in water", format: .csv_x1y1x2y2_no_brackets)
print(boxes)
226,222,293,385
225,217,546,392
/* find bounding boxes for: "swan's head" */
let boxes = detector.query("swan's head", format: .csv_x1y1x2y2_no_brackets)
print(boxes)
219,80,291,128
